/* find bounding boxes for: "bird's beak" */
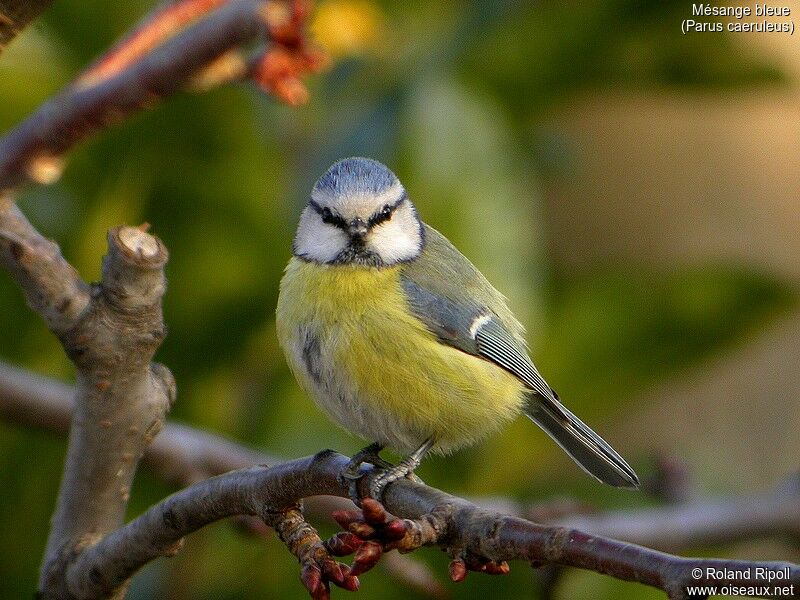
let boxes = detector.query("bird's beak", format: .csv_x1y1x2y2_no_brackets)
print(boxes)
348,218,368,240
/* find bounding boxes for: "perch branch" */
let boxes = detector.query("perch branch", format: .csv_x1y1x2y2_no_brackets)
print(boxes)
64,452,800,600
1,359,798,555
0,361,446,598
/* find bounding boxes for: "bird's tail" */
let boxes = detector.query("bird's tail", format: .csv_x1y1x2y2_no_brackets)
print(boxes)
524,394,639,489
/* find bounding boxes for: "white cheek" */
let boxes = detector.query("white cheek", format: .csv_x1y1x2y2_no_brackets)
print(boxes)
293,210,349,263
368,209,422,263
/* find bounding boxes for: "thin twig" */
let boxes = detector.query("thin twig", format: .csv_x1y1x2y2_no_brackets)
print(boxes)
0,0,321,193
78,0,231,86
0,197,90,334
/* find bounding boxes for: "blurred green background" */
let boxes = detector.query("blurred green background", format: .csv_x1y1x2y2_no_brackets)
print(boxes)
1,0,799,598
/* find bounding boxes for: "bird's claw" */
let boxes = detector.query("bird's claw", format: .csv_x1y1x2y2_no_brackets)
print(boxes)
338,444,395,505
367,462,415,501
340,441,430,504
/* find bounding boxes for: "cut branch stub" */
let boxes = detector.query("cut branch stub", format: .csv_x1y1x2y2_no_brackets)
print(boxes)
102,226,168,311
38,225,174,599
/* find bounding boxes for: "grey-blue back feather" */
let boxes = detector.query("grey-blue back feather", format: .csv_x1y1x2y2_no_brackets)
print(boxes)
401,225,525,339
401,224,639,489
314,157,400,199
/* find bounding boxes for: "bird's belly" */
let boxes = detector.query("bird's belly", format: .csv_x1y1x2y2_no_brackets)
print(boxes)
276,260,527,454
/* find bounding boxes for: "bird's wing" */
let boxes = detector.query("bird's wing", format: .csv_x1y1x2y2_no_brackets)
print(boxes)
400,276,559,403
400,225,639,489
400,225,559,403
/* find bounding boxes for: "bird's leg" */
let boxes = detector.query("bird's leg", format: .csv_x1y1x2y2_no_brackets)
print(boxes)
339,442,394,504
368,438,434,501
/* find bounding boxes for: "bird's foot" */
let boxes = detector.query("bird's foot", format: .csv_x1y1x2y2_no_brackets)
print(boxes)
338,443,394,505
366,457,422,501
365,438,433,502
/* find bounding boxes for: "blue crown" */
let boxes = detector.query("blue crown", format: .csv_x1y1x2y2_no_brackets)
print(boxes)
314,157,399,198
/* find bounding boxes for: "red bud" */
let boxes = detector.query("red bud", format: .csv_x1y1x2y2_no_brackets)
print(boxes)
325,532,363,556
340,571,360,592
382,519,408,541
331,510,362,530
360,498,387,525
348,522,377,539
485,561,511,575
321,560,345,585
301,564,329,599
449,559,467,582
349,541,383,576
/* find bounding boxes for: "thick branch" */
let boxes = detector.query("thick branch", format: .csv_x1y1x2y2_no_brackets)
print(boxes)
65,456,341,598
0,0,55,51
0,7,319,588
34,225,175,599
65,452,800,600
0,195,175,597
0,0,270,193
1,360,798,556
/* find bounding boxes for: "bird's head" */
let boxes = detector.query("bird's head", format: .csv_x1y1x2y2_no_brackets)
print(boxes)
292,157,424,267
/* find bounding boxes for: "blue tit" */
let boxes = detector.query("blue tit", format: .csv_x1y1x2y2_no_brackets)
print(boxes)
276,157,639,498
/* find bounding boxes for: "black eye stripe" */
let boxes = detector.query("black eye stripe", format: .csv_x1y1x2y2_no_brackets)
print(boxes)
368,193,407,227
368,205,393,227
309,200,348,229
309,192,407,230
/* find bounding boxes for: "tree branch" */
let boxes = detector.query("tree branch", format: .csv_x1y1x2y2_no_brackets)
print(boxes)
0,0,321,193
1,194,175,598
0,4,321,593
550,477,800,554
61,452,800,600
1,1,796,597
31,230,173,599
0,198,90,334
1,359,798,557
0,0,55,52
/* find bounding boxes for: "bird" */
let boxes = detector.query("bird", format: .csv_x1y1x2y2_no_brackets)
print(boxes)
276,157,639,500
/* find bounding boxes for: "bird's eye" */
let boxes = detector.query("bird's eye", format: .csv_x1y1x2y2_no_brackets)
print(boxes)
370,205,393,227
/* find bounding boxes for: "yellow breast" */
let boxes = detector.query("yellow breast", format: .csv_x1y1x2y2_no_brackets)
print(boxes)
276,258,526,454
